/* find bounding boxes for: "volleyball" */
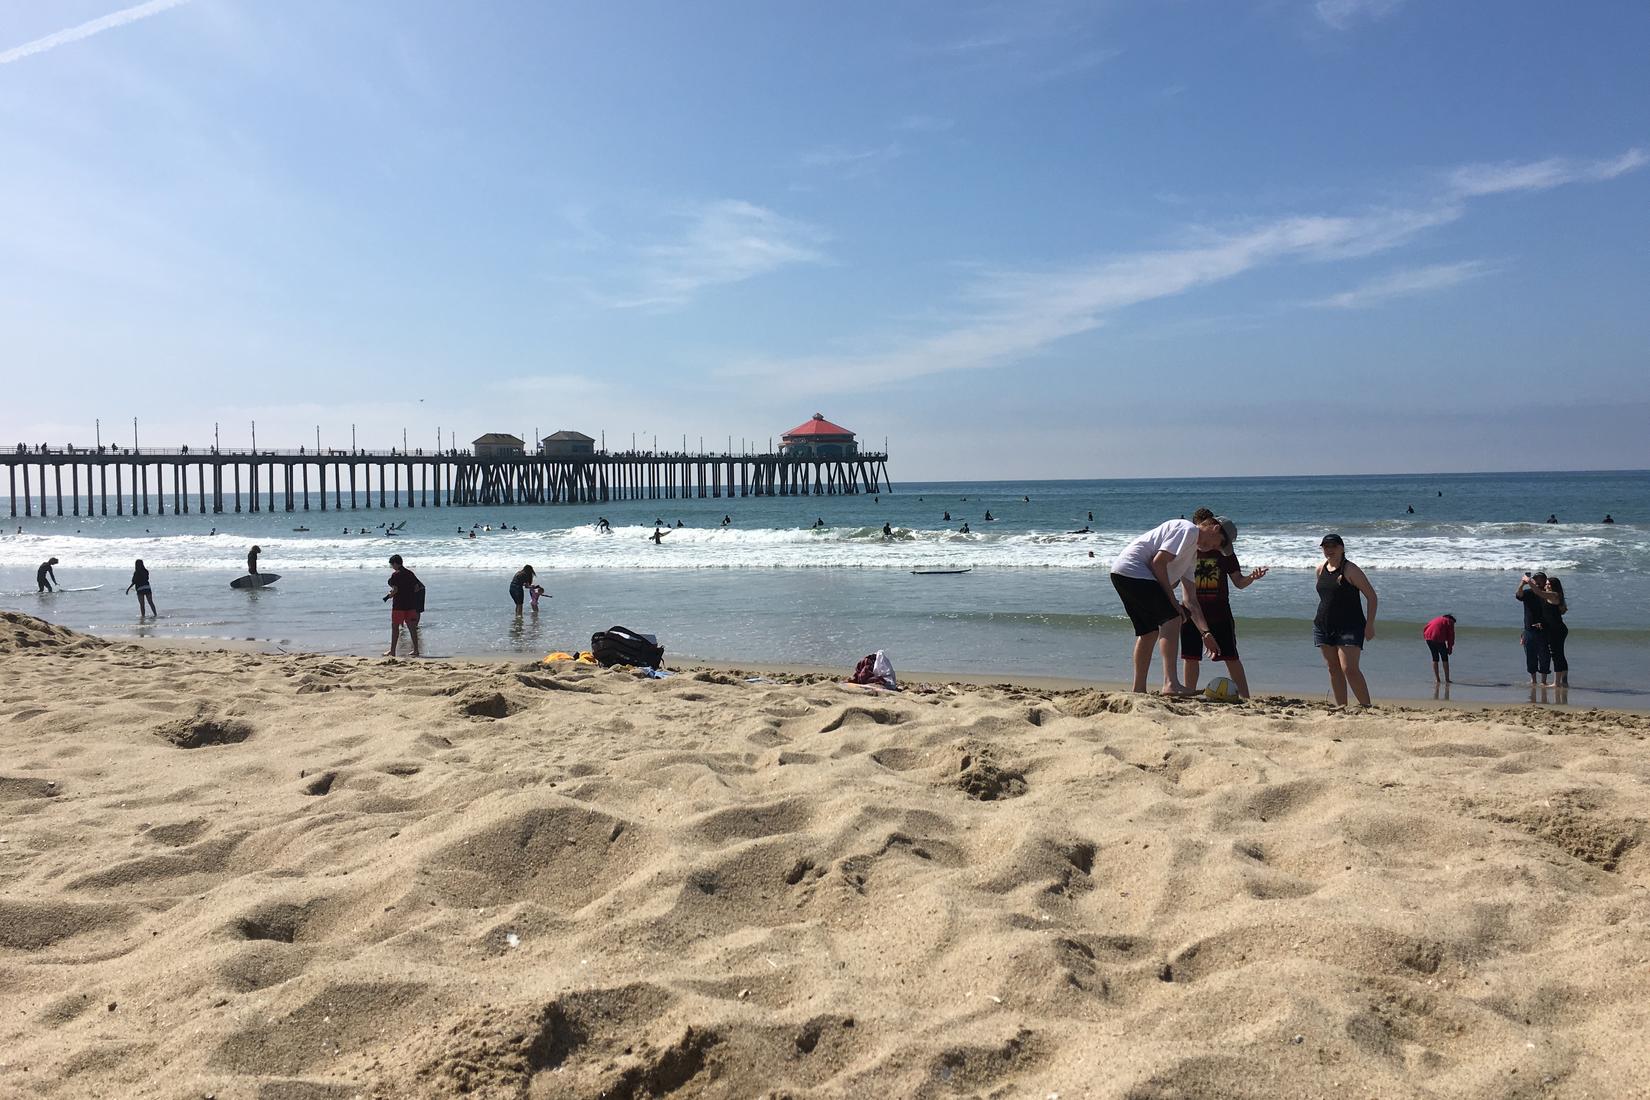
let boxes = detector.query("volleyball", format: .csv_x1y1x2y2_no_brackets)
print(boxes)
1204,677,1240,701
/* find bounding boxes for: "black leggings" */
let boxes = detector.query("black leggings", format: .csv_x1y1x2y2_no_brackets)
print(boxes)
1547,629,1569,674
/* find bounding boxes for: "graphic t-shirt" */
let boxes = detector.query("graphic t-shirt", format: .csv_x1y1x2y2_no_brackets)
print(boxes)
1190,550,1241,626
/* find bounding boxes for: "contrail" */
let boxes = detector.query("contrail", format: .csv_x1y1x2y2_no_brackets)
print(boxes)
0,0,194,66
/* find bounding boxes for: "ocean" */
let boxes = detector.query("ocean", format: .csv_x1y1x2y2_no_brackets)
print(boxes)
3,470,1646,708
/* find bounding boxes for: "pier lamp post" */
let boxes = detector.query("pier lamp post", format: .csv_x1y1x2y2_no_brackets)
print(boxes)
95,419,101,450
251,421,257,452
132,417,138,453
315,426,321,454
214,423,219,452
351,424,356,452
402,428,408,454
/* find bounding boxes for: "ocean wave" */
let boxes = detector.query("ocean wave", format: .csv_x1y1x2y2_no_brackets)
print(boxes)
0,525,1641,574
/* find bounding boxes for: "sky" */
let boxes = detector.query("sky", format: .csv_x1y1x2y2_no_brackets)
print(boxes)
1,0,1647,479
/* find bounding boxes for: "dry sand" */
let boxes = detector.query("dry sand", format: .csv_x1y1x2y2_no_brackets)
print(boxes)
1,609,1647,1099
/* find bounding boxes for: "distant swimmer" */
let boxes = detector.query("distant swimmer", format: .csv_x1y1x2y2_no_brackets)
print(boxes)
943,511,951,521
812,518,825,529
882,522,893,539
651,527,667,544
597,517,612,532
959,522,971,534
1087,511,1094,522
984,511,994,521
721,515,731,526
1406,506,1414,514
1603,514,1615,524
1070,526,1091,534
1545,514,1558,524
246,545,261,576
36,557,59,592
675,520,684,528
1023,496,1030,502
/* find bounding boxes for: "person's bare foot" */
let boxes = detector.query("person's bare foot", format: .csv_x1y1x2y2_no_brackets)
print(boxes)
383,650,396,657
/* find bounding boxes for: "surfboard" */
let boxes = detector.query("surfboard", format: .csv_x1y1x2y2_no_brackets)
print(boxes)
911,569,972,575
49,585,104,592
231,573,280,590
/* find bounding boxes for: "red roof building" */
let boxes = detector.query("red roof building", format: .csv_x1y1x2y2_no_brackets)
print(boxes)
780,413,858,458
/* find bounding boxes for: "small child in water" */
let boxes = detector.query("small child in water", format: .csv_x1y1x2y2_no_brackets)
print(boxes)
528,584,548,611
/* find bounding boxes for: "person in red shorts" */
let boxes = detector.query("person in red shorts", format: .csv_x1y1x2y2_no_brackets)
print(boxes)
1178,516,1268,698
382,554,425,658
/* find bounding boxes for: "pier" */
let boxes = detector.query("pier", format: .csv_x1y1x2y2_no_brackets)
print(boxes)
2,449,893,517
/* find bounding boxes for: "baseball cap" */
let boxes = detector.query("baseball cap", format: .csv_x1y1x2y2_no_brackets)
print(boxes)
1319,533,1344,547
1215,516,1237,548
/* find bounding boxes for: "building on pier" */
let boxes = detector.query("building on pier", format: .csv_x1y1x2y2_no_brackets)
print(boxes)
780,414,858,458
472,433,525,458
540,430,595,457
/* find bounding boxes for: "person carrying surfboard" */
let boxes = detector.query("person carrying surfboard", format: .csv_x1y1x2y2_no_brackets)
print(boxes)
36,557,59,592
246,545,261,576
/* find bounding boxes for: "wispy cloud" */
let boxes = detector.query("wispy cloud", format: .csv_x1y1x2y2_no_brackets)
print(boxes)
799,143,903,178
1314,0,1405,31
1448,149,1649,197
718,147,1642,394
1311,260,1495,309
603,200,826,310
0,0,192,66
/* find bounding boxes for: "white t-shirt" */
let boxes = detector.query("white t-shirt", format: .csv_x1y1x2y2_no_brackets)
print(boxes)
1111,519,1200,584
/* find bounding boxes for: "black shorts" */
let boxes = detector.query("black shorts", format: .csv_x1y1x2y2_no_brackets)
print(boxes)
1181,618,1238,661
1111,573,1179,637
1426,639,1450,660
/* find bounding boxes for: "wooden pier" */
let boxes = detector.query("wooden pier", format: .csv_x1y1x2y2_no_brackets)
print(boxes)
2,449,893,517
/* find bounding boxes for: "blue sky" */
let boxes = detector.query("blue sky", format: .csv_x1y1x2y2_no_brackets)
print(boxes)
2,0,1646,478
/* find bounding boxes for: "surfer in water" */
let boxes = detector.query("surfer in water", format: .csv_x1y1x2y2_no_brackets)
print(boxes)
882,522,893,539
246,545,261,577
36,557,59,592
650,527,667,545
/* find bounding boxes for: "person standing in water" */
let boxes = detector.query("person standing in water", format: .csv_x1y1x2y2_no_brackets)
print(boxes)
36,557,60,592
1421,613,1456,684
382,554,424,658
509,565,535,613
126,559,158,618
1516,571,1551,686
246,545,261,577
1538,576,1569,688
1178,517,1267,698
1313,533,1377,706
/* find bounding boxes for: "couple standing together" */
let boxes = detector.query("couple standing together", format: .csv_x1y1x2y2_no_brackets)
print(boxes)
1108,512,1377,705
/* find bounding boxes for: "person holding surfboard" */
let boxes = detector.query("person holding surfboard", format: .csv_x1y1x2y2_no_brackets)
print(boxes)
383,554,424,658
246,545,261,576
36,557,59,592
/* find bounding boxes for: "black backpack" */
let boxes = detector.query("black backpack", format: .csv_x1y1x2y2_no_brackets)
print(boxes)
591,626,665,669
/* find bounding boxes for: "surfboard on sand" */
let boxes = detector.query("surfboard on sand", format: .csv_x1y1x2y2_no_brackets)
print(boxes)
911,569,972,575
231,573,280,590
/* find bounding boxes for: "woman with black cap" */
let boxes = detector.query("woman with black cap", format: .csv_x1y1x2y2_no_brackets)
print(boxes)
1314,533,1377,706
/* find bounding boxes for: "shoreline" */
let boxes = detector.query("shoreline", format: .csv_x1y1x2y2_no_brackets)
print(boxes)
111,632,1648,716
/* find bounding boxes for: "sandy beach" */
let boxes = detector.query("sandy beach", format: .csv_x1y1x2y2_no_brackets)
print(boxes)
2,610,1647,1098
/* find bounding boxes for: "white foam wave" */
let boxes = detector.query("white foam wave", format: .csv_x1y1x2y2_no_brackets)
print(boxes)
1,525,1638,574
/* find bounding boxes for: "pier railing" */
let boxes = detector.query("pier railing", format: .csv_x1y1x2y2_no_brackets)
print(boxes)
2,450,892,517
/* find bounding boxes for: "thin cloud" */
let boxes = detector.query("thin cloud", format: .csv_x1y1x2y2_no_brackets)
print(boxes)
0,0,192,65
1314,0,1405,31
720,206,1459,394
603,200,826,310
1448,149,1649,197
1311,260,1494,309
719,148,1640,395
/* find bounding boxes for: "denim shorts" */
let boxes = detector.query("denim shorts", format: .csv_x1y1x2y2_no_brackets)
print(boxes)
1314,626,1364,649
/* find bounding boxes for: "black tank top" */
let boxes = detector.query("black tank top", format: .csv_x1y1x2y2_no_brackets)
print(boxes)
1314,561,1365,632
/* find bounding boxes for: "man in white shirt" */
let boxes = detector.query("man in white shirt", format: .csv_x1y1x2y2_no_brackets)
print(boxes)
1109,508,1232,693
